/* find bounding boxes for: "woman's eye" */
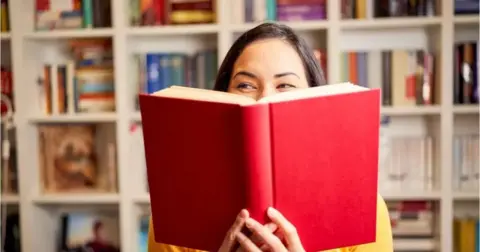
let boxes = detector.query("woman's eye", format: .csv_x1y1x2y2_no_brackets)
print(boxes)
277,83,296,90
237,83,256,90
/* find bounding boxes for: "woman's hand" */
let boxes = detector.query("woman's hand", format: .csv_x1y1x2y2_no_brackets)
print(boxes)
236,207,305,252
218,209,278,252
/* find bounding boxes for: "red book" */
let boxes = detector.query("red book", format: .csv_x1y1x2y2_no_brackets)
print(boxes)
139,83,380,252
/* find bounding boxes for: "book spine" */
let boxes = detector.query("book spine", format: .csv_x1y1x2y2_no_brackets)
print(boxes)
241,104,273,224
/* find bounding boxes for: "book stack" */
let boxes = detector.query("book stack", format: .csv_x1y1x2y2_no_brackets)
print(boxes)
388,201,436,251
340,50,437,107
37,38,115,115
453,41,479,105
452,134,480,192
129,0,216,26
231,0,327,24
453,216,480,251
35,0,111,30
341,0,437,19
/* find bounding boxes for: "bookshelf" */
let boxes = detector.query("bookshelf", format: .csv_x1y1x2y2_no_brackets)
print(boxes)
2,0,478,252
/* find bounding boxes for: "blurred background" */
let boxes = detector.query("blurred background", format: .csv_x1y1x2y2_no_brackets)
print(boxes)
0,0,479,251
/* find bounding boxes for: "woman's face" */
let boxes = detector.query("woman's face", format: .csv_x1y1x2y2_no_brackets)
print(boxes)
227,38,309,100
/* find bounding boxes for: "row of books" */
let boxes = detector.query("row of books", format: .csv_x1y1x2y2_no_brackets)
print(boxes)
378,135,435,193
340,50,436,107
0,0,8,32
388,201,436,251
341,0,436,19
454,41,479,105
133,50,218,109
130,0,215,26
232,0,327,24
453,216,480,252
38,39,115,115
453,134,479,192
35,0,111,30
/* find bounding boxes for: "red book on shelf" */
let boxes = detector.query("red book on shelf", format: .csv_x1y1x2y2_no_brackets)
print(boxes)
139,83,380,252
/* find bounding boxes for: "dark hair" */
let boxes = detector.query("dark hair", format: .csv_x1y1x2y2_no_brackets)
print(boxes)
213,22,326,92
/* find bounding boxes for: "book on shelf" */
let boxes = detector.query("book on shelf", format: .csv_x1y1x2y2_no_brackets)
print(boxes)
452,134,479,192
454,41,479,105
231,0,327,24
133,50,218,109
454,0,480,15
37,38,115,115
35,0,111,30
129,0,215,26
38,124,117,194
388,201,436,251
138,212,150,252
129,123,148,193
2,212,20,252
341,49,438,107
58,211,120,252
453,216,480,251
378,117,435,193
139,82,381,252
341,0,436,19
1,66,13,115
0,0,9,32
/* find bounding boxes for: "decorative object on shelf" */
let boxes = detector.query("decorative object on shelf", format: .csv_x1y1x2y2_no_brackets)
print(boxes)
38,124,117,193
59,211,120,252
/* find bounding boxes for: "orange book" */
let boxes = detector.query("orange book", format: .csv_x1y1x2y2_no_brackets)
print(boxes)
139,83,380,252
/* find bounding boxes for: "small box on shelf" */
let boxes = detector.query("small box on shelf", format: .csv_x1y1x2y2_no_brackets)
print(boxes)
36,122,118,196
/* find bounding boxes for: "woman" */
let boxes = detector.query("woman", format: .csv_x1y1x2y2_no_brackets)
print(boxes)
148,22,393,252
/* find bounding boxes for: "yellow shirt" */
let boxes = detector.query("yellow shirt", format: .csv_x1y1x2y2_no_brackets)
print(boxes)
148,194,393,252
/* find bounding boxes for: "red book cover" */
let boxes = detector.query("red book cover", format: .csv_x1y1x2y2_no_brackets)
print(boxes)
139,83,380,252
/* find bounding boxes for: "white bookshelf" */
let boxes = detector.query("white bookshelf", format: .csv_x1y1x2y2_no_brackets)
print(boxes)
3,1,479,252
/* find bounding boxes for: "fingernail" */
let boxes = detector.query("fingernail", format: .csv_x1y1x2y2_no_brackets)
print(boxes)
241,209,250,218
267,207,276,216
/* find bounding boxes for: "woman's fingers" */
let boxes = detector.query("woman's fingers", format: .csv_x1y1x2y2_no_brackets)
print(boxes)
236,232,263,252
219,209,249,251
243,218,287,252
267,207,303,251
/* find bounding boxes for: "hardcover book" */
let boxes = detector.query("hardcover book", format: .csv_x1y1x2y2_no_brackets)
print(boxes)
139,82,381,252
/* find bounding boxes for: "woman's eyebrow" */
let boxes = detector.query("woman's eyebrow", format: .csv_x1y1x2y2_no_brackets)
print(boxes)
274,72,300,78
233,71,257,79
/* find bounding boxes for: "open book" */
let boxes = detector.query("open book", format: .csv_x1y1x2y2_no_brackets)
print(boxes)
139,83,381,252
